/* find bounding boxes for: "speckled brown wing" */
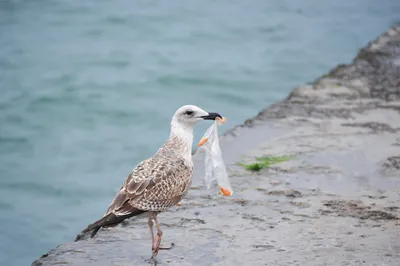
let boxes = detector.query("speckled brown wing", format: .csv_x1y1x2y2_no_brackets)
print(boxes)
105,152,193,217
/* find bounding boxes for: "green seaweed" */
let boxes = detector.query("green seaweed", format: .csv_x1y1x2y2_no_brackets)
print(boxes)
242,163,264,172
239,155,294,172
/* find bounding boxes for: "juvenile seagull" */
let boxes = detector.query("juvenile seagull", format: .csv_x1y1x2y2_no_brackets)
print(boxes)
75,105,222,259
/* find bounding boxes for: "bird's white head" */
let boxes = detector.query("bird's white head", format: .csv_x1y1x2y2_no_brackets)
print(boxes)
170,104,222,142
171,104,222,129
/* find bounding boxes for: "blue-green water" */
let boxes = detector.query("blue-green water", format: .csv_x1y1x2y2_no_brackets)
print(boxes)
0,0,399,265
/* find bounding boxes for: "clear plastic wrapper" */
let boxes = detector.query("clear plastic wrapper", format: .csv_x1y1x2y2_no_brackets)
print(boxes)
198,117,233,196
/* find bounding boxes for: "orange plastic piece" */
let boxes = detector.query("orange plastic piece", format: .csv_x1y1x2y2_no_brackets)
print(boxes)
219,187,232,196
198,137,209,147
216,116,227,124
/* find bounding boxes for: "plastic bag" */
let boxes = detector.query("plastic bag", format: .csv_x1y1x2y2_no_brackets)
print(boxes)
198,117,233,196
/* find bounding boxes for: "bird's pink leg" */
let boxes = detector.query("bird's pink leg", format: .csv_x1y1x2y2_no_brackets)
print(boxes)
148,217,156,251
151,213,174,258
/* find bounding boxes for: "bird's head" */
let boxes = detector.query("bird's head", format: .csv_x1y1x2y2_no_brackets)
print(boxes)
171,105,222,128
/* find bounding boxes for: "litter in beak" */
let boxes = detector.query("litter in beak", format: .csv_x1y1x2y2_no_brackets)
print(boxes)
198,117,226,147
198,116,233,197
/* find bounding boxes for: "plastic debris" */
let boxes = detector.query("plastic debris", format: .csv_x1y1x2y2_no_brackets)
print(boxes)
198,117,233,196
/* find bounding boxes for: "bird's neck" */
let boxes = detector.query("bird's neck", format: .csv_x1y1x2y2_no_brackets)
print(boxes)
160,121,194,162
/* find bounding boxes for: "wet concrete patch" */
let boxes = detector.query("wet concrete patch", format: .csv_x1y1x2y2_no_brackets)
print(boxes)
321,200,399,221
267,189,302,198
381,155,400,174
341,122,399,133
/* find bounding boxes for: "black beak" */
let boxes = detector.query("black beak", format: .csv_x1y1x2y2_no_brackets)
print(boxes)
200,112,222,120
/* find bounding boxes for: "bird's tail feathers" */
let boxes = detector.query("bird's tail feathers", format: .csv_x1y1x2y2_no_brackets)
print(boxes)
74,210,145,242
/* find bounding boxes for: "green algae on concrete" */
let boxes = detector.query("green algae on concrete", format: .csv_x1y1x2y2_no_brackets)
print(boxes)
239,155,294,172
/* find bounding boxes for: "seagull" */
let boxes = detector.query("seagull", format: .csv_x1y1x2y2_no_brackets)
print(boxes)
75,105,222,259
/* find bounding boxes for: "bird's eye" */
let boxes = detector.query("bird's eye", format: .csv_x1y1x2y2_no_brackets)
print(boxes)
185,110,194,116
